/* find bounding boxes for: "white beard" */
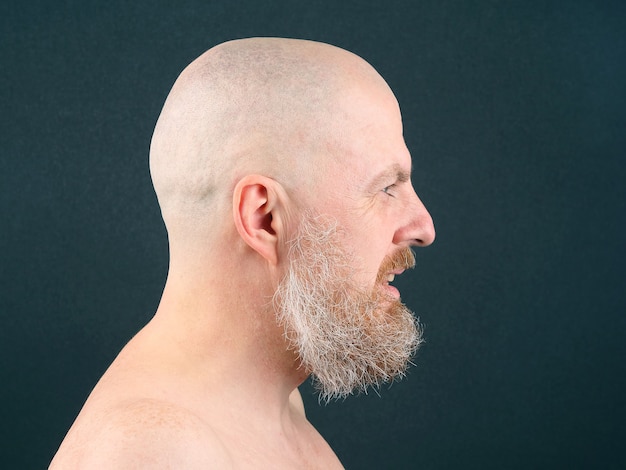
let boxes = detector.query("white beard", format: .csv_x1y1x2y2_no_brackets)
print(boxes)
273,213,422,401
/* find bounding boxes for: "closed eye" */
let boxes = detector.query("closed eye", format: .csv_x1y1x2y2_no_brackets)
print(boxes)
382,184,397,197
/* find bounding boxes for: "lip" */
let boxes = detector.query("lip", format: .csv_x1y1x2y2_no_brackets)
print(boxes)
383,284,401,299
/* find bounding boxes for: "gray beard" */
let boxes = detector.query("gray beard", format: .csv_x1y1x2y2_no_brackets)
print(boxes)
273,213,422,402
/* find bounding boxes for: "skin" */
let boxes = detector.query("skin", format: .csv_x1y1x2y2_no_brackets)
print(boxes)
49,38,435,469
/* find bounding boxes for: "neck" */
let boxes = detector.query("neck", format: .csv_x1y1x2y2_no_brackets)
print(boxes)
138,255,307,419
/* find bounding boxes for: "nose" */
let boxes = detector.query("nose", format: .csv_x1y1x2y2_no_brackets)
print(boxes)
393,190,435,247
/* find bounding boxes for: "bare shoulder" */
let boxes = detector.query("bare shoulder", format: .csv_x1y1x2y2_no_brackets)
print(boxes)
50,398,233,469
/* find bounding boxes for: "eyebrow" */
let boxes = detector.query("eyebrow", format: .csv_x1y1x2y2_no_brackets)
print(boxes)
368,163,412,191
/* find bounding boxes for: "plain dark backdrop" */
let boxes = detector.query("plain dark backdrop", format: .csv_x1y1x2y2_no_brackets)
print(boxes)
1,1,624,469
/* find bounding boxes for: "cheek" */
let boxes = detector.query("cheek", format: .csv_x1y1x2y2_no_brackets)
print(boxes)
327,205,396,284
350,226,395,285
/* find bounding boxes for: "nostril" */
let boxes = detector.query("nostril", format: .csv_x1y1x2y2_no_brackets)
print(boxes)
408,220,435,247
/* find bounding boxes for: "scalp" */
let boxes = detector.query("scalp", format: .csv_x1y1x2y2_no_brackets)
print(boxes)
148,38,387,244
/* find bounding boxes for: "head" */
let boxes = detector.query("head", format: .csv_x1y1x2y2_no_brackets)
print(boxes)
150,38,354,251
149,37,435,399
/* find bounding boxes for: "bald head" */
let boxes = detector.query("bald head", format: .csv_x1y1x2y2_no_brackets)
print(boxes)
150,37,395,244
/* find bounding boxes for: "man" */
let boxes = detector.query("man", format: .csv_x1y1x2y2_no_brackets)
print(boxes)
50,37,435,468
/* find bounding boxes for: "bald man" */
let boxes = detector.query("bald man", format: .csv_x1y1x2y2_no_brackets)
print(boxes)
50,37,435,469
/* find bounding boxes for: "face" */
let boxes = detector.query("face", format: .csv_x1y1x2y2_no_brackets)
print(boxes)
273,77,435,400
307,75,436,305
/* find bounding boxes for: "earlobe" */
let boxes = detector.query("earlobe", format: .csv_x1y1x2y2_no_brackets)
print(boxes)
233,175,283,265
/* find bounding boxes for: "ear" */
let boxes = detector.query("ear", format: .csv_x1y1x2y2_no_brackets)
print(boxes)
232,175,286,266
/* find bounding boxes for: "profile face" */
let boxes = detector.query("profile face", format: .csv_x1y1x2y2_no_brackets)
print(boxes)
274,74,435,400
304,71,435,299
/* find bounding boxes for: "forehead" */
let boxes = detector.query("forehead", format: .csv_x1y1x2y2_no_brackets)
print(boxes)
325,83,412,186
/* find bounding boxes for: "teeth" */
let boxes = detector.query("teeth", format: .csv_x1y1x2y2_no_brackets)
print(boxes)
387,274,395,283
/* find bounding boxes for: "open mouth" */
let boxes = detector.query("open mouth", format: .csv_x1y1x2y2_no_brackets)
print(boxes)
382,269,405,298
376,248,415,299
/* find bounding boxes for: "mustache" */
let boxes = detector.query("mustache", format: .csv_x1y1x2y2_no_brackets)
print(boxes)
376,248,416,284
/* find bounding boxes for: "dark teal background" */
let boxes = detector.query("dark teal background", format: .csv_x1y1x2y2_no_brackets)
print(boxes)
1,1,624,468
